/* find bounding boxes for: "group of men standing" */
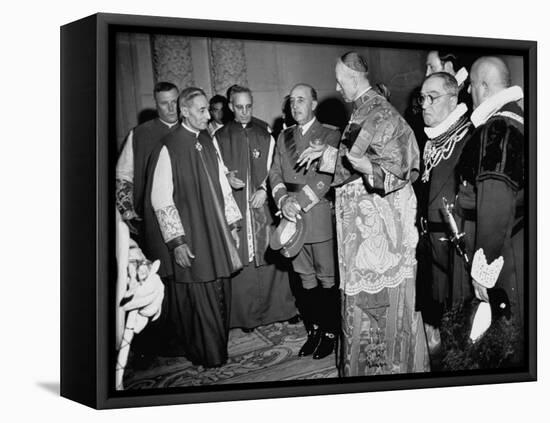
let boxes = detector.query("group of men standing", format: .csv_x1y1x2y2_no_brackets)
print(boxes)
115,48,525,376
416,52,524,363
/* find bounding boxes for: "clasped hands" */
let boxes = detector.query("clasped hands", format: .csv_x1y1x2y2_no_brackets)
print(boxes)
227,170,267,209
281,196,302,222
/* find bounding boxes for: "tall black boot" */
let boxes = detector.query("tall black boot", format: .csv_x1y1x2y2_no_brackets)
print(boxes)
313,286,340,360
298,287,321,357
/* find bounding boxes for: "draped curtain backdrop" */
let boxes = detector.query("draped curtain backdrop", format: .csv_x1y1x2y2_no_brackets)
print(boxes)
151,34,195,90
208,38,249,96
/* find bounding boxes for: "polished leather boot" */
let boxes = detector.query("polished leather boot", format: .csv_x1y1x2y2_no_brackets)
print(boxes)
299,325,321,357
313,331,336,359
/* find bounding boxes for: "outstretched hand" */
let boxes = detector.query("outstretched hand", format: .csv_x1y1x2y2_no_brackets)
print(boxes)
227,170,245,190
296,147,325,170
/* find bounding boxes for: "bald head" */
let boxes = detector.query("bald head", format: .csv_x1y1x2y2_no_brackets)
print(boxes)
335,51,371,102
469,56,511,108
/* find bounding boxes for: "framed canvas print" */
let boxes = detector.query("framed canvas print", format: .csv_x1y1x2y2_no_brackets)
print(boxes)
60,12,537,409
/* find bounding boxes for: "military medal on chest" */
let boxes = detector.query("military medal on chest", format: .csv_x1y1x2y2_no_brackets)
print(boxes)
252,148,261,159
195,141,203,152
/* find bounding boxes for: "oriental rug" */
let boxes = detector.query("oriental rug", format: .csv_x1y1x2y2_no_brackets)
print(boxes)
123,321,338,389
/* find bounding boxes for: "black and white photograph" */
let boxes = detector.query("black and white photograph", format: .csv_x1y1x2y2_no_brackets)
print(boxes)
109,21,532,393
6,0,548,421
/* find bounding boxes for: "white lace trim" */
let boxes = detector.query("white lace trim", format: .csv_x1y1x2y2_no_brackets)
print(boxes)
422,118,470,182
424,103,468,139
471,86,523,128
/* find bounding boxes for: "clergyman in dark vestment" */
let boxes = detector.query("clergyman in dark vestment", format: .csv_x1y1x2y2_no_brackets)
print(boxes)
216,85,297,330
144,87,243,367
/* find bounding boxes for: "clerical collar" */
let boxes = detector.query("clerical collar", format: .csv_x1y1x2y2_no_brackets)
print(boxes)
352,86,373,109
299,117,316,135
181,121,200,137
159,118,178,128
424,103,468,139
470,86,523,128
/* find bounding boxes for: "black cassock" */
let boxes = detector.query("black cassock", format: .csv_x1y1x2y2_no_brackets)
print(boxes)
143,125,241,367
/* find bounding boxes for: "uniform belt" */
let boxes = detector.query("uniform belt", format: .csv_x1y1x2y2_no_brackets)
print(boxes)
285,183,305,192
420,217,447,235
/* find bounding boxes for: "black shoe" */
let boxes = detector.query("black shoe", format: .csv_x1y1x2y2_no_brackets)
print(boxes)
299,327,321,357
313,332,336,359
287,315,302,325
241,327,255,333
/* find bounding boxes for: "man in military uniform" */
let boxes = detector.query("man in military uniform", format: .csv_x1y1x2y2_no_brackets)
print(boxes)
116,82,179,238
269,83,340,360
455,57,524,361
216,85,297,331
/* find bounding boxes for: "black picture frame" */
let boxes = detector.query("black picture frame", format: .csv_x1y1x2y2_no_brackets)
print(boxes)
60,12,537,409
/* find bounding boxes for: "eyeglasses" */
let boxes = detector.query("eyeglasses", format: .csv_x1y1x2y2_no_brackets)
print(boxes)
417,93,454,106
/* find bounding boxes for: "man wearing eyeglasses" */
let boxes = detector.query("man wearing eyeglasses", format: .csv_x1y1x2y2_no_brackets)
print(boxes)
216,85,298,333
455,57,525,362
418,72,474,354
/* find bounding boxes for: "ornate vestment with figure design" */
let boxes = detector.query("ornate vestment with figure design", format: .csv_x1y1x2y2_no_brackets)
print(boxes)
318,88,429,376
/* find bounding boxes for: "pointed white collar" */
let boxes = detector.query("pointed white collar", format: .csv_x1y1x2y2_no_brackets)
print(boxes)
181,121,200,137
159,118,178,128
471,86,524,128
424,103,468,139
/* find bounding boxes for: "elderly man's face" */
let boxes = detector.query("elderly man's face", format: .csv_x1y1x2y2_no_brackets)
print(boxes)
182,94,210,131
425,51,444,77
155,88,179,124
421,76,457,127
335,62,357,103
290,85,317,125
231,92,253,125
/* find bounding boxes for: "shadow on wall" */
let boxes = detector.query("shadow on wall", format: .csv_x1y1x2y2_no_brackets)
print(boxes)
138,109,158,125
316,97,349,132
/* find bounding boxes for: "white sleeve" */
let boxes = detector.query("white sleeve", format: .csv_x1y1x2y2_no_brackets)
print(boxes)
212,136,229,174
116,130,134,182
151,147,186,242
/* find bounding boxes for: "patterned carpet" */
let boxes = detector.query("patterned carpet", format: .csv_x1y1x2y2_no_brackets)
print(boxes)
124,321,339,390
